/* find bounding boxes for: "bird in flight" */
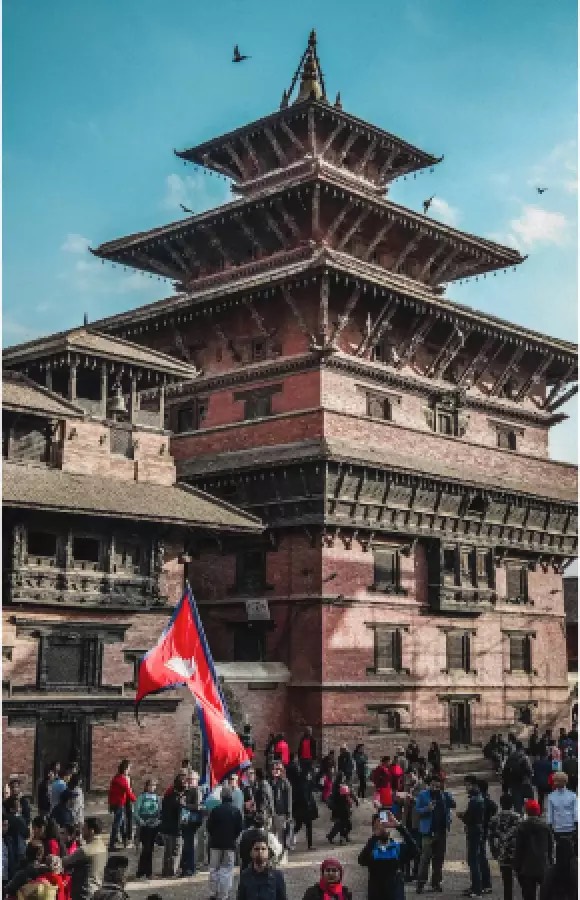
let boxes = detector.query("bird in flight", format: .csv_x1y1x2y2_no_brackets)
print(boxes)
536,187,548,194
423,195,435,214
180,204,194,214
233,45,250,63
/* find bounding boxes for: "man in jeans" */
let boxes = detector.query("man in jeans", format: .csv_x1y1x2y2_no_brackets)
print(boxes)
207,787,243,900
415,774,455,893
457,777,485,898
268,763,292,864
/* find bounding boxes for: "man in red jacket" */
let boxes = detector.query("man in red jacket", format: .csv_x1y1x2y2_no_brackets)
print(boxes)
297,727,317,774
107,760,136,851
371,757,393,809
273,734,290,768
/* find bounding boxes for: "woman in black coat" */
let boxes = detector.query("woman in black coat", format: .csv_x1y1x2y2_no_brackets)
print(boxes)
427,742,441,775
326,773,358,845
293,771,318,850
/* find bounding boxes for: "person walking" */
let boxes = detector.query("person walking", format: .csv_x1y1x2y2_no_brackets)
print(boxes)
457,777,485,898
533,751,553,814
546,771,577,850
237,836,287,900
297,728,317,774
415,774,455,894
107,762,135,853
478,779,498,896
358,810,417,900
293,770,318,851
488,793,521,900
427,743,442,776
326,773,358,846
207,787,243,900
160,774,186,877
337,746,354,786
539,833,577,900
238,813,283,871
371,757,393,810
134,779,161,879
503,742,532,814
62,818,107,900
37,768,54,820
253,769,274,827
180,770,203,877
273,735,290,769
353,745,369,800
269,762,292,863
513,799,553,900
301,858,352,900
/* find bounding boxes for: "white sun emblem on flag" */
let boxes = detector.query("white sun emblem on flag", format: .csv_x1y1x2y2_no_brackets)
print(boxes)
165,656,197,679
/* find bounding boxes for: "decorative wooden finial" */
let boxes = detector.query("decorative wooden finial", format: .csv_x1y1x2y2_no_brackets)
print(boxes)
280,89,288,109
334,92,342,110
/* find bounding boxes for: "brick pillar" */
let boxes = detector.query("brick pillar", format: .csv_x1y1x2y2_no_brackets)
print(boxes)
129,374,137,424
159,383,165,430
68,363,77,402
100,364,108,418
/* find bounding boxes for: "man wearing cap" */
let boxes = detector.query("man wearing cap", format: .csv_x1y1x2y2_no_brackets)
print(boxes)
546,771,577,850
513,800,553,900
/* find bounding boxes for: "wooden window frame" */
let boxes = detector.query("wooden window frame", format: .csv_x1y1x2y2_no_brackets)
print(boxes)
372,546,404,594
508,634,533,674
366,393,392,421
373,627,404,674
445,630,472,674
505,563,529,603
176,398,208,434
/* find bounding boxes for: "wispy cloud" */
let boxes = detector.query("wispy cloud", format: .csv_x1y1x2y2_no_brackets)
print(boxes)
161,171,231,214
61,233,91,254
490,204,570,250
430,197,460,226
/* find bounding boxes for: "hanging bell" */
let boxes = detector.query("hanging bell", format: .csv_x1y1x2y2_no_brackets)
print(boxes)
108,382,127,417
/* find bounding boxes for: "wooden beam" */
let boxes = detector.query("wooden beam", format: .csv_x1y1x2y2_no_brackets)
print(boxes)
240,134,261,174
335,208,370,252
438,327,471,379
361,220,395,262
203,225,233,266
429,246,461,284
261,209,290,249
456,336,496,387
164,243,189,274
416,243,447,282
224,142,250,180
394,314,434,369
307,107,317,155
175,237,201,270
133,252,179,280
544,362,576,407
356,298,397,356
202,152,237,181
274,199,301,239
319,273,330,345
489,344,526,397
263,126,288,166
280,286,316,344
547,382,578,412
393,231,425,273
237,218,265,256
312,182,321,238
280,120,305,153
325,198,357,244
472,340,507,388
336,132,360,166
242,299,270,338
329,286,362,345
514,354,554,402
214,324,242,363
426,325,460,377
320,121,347,157
377,147,399,182
355,137,379,175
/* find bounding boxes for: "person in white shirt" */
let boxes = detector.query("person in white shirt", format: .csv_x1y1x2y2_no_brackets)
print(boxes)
546,772,577,845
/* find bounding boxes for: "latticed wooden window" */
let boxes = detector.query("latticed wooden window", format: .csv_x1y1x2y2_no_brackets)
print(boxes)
437,411,456,435
510,635,532,673
236,550,266,595
375,628,403,672
377,708,401,732
497,429,517,451
447,631,470,672
373,548,400,591
460,548,474,584
506,565,528,601
45,638,85,686
245,394,273,420
366,394,391,420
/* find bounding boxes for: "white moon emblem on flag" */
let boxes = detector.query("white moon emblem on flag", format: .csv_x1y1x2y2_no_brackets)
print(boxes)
166,656,197,679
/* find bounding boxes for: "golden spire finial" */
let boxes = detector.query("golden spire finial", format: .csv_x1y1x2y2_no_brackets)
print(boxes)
283,29,328,106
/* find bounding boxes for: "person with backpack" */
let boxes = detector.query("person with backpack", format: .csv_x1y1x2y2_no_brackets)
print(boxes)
297,728,317,774
134,779,161,879
488,793,520,900
503,743,532,814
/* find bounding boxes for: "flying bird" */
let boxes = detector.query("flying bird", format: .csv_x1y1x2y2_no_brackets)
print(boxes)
536,187,548,194
423,195,435,214
179,204,194,214
233,45,250,63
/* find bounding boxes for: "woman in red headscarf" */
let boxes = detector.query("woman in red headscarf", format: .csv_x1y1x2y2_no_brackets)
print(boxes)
301,858,352,900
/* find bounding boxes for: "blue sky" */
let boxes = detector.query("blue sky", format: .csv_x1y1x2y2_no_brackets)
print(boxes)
3,0,578,463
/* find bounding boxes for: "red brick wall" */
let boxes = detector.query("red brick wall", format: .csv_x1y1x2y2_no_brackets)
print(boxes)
2,721,35,792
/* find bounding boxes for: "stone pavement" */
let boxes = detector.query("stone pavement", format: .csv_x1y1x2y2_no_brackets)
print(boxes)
122,787,522,900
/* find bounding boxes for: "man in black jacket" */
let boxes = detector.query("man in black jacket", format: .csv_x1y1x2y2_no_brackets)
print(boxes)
207,787,243,900
160,775,186,877
358,811,417,900
237,837,287,900
457,777,485,898
268,764,292,864
337,746,354,784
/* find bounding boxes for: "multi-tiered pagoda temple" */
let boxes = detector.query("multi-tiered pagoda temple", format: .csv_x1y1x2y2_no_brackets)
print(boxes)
7,32,577,770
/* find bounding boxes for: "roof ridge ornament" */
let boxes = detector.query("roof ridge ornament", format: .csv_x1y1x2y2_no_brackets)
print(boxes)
283,29,329,108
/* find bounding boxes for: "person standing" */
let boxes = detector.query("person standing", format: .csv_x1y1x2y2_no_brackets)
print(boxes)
269,763,292,863
353,744,369,800
427,743,442,776
326,773,358,845
238,813,283,871
457,777,485,898
562,747,578,793
207,787,243,900
358,810,417,900
546,772,577,849
237,837,287,900
533,750,553,814
513,800,553,900
273,735,290,768
180,770,203,877
503,743,533,814
160,774,186,877
37,768,54,820
253,769,274,827
293,770,318,851
62,818,107,900
107,761,135,853
415,774,455,894
67,775,84,828
539,833,577,900
134,779,161,879
297,728,317,774
478,780,498,896
301,858,352,900
50,772,69,816
370,757,393,810
5,779,31,828
488,793,521,900
337,746,354,786
528,726,541,759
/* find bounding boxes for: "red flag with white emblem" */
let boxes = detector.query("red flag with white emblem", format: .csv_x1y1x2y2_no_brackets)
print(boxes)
136,586,248,784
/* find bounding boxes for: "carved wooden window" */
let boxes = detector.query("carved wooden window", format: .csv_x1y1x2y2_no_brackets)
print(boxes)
374,628,403,673
114,541,141,574
443,547,457,582
176,399,207,433
233,623,267,662
437,410,456,436
236,550,266,595
251,338,268,361
244,394,272,420
27,532,57,563
446,631,471,672
460,548,475,585
366,393,392,420
41,635,100,689
476,550,492,586
72,537,100,569
373,547,400,592
497,429,517,451
506,564,528,602
376,708,402,733
509,635,532,673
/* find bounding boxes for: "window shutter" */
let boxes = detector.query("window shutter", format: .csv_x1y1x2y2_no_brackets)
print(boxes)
506,565,523,599
510,635,527,671
376,628,395,670
462,633,471,671
519,567,528,600
523,635,532,673
394,629,403,671
374,549,397,590
447,632,465,671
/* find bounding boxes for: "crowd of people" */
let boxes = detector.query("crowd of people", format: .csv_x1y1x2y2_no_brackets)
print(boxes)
2,724,578,900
